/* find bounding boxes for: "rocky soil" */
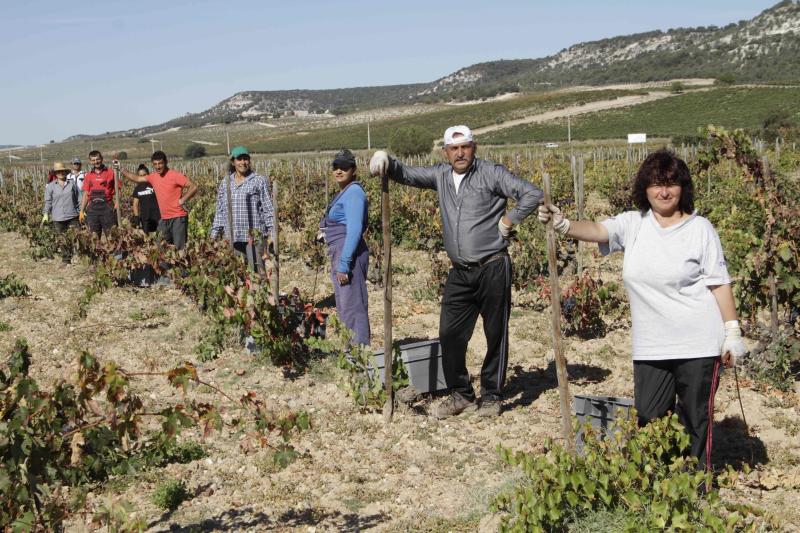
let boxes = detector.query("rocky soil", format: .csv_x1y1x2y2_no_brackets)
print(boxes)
1,230,799,532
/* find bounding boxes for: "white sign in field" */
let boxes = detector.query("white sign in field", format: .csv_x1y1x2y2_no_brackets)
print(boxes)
628,133,647,144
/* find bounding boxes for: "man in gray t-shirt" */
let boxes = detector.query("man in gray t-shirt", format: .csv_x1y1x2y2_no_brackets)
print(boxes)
370,125,542,418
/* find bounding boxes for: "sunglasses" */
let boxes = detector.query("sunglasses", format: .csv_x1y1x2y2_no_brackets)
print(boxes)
332,163,354,171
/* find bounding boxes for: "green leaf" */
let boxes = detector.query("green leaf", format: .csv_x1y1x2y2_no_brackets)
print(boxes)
272,444,300,469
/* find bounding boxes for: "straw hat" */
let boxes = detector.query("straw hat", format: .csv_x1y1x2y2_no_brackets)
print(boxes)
52,162,69,172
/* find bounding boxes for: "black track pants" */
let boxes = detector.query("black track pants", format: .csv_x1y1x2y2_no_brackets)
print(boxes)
633,356,722,470
439,255,512,402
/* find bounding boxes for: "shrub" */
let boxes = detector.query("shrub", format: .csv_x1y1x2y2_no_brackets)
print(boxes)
670,81,685,94
389,126,435,157
493,413,748,531
151,479,189,511
184,143,207,159
716,73,736,85
0,273,30,298
117,151,128,160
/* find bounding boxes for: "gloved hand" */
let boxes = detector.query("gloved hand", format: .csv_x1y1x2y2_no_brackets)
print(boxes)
537,204,570,235
336,271,350,286
131,215,141,228
369,151,390,177
41,213,49,224
111,159,121,170
498,217,513,239
315,231,326,244
721,320,746,368
79,210,86,223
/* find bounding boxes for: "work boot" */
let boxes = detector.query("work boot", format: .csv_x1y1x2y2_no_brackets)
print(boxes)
432,392,476,419
476,395,502,417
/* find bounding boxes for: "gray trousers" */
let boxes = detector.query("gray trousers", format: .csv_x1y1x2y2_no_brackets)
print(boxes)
158,216,188,250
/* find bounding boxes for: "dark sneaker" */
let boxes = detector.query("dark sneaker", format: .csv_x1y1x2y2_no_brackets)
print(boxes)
432,393,476,419
476,396,502,417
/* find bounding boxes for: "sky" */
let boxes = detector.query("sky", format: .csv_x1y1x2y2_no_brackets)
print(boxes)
0,0,780,146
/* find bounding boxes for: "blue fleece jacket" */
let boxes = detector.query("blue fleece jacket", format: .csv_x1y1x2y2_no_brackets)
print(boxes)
327,183,368,273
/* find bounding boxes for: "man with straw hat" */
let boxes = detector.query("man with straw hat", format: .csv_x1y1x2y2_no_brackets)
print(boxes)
42,162,80,263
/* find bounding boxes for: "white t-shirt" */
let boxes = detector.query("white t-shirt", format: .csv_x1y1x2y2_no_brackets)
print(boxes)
600,210,731,361
452,171,466,194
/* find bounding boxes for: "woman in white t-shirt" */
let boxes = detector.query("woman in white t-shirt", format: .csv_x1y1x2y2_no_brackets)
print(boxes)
538,149,746,471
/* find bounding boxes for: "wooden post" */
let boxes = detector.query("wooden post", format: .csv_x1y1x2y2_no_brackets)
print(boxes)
381,174,394,423
271,180,280,304
576,158,585,276
113,153,122,226
223,173,235,249
543,171,574,452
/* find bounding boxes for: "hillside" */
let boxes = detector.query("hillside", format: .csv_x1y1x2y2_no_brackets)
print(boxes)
69,0,800,140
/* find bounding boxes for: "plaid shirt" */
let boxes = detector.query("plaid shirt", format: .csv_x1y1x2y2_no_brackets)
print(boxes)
211,172,274,242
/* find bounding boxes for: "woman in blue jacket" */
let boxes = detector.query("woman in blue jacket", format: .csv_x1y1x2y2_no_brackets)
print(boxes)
319,149,370,346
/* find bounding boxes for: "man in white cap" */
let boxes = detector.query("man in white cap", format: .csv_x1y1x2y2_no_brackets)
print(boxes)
370,125,543,418
66,157,86,204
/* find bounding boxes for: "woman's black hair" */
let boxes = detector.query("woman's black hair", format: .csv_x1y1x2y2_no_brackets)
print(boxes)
631,149,694,214
228,158,253,176
136,164,149,174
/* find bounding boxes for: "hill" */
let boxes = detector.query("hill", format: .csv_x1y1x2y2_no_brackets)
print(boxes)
69,0,800,140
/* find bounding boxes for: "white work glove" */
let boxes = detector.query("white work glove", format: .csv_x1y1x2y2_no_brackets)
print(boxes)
41,213,50,224
537,204,570,235
315,231,326,244
721,320,746,368
111,159,121,170
369,150,390,177
498,217,513,239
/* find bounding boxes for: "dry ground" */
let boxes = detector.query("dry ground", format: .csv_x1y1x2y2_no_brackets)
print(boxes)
1,230,799,532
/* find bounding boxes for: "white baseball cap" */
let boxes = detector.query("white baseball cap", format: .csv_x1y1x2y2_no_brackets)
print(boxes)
443,125,474,146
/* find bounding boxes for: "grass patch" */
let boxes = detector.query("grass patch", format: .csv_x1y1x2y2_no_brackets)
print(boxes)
152,479,190,511
481,87,800,144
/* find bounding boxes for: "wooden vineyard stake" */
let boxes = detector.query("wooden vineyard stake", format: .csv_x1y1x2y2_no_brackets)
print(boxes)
113,152,122,226
271,180,280,304
576,157,585,276
543,171,574,452
223,173,235,249
381,173,394,423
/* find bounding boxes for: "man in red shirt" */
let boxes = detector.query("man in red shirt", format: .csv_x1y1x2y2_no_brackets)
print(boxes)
80,150,117,236
115,151,197,250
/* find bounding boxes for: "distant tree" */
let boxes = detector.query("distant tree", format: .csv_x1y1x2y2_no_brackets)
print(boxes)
117,151,128,160
184,143,206,159
389,126,436,157
49,140,54,144
137,137,149,143
670,81,685,94
762,110,798,141
716,73,736,85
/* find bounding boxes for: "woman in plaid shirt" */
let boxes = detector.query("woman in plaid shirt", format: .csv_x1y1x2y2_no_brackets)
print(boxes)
211,146,274,273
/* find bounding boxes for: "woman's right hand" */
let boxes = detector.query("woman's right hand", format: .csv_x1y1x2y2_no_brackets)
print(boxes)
537,204,570,235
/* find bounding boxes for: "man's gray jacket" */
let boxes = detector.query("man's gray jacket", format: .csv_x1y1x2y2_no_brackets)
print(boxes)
386,157,543,267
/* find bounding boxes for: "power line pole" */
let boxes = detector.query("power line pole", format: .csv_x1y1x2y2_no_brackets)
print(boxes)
567,115,572,146
367,118,371,151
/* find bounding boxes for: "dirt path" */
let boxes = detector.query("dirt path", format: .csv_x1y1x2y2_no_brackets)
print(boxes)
471,92,675,137
1,231,799,531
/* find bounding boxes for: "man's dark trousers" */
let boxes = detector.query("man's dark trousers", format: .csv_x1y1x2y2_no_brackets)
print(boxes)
158,216,188,251
439,254,512,402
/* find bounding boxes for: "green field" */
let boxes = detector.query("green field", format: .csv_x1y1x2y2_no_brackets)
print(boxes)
479,87,800,144
246,89,640,154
